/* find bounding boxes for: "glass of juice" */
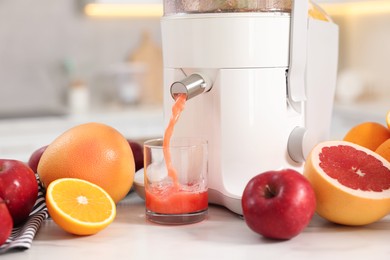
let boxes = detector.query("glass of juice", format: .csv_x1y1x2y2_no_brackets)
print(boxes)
144,138,208,225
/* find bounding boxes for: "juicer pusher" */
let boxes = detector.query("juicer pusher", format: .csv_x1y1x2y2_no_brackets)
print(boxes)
161,0,339,214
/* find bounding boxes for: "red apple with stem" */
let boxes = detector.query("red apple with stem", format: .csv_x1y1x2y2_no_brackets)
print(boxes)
0,198,13,246
242,169,316,240
0,159,38,226
28,145,48,173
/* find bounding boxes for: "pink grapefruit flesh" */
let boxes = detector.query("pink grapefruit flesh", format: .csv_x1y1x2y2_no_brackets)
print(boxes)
304,140,390,226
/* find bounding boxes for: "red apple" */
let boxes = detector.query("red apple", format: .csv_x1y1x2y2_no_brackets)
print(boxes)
0,159,38,226
127,139,144,172
241,169,316,240
0,198,13,246
27,145,48,173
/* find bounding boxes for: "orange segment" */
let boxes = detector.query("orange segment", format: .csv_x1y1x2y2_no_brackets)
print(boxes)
343,122,390,151
46,178,116,235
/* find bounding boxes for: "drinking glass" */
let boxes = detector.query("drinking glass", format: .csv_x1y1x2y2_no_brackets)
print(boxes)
144,138,208,225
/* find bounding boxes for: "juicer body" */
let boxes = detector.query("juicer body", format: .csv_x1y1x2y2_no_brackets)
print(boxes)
161,13,338,214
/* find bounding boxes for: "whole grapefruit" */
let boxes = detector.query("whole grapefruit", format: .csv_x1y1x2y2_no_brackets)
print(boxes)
37,122,135,203
304,140,390,226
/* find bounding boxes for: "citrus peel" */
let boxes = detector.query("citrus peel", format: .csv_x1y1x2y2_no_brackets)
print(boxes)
304,141,390,226
38,122,135,203
46,178,116,235
343,122,390,151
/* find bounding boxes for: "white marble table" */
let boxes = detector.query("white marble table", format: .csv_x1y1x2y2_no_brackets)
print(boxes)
2,192,390,260
1,103,390,259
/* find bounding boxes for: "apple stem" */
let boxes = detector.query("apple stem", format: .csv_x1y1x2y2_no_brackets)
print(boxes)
264,185,276,199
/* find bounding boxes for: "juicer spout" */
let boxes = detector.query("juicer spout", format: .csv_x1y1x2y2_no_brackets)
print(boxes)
170,73,212,100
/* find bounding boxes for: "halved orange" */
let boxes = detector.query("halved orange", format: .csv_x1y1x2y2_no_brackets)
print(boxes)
46,178,116,235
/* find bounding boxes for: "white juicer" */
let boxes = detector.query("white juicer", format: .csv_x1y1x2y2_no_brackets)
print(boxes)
161,0,339,215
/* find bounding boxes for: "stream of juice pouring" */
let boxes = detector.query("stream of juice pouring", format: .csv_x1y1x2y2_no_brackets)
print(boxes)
163,93,187,185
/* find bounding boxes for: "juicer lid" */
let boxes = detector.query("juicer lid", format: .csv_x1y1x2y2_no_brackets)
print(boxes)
163,0,331,22
163,0,292,15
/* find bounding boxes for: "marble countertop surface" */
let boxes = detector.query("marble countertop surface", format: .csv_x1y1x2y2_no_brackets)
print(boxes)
1,104,390,259
2,192,390,260
0,101,387,161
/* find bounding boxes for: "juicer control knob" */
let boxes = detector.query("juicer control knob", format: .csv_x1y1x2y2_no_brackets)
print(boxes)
287,127,307,163
170,73,212,100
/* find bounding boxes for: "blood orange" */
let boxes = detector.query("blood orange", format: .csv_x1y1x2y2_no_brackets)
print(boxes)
304,140,390,226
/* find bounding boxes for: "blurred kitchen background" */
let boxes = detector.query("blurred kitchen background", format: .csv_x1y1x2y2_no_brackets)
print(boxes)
318,0,390,138
0,0,389,160
0,0,164,118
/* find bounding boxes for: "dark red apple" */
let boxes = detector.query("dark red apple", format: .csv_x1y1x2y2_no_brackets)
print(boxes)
0,159,38,226
0,198,13,246
127,139,143,172
27,145,48,173
242,169,316,240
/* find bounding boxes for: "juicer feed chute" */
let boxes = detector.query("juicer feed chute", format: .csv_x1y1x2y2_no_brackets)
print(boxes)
161,0,339,215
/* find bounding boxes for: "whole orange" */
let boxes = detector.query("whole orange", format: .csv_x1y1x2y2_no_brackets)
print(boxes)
375,138,390,163
343,122,390,151
387,111,390,129
37,122,135,203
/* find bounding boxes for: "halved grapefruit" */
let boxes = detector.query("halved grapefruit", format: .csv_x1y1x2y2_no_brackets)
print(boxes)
304,140,390,226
